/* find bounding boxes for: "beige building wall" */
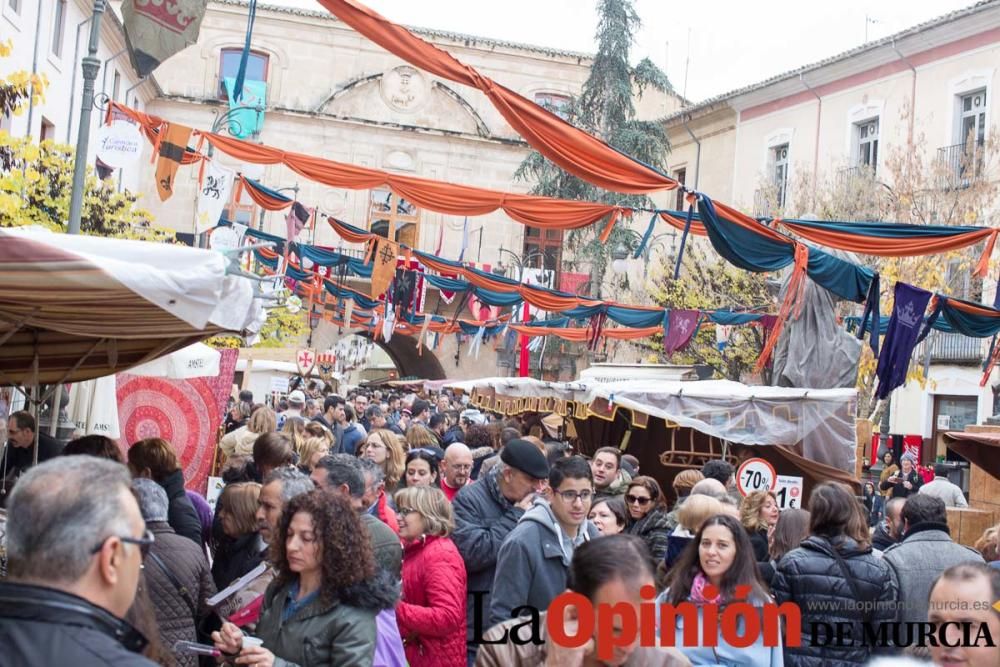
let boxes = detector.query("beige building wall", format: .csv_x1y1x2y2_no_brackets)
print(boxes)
137,0,680,271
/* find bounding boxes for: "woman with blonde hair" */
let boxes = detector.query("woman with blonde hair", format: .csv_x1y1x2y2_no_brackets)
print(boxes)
406,424,438,451
363,428,406,492
219,406,276,459
741,489,780,584
281,416,308,453
665,494,724,569
394,486,466,666
297,436,330,473
212,482,264,589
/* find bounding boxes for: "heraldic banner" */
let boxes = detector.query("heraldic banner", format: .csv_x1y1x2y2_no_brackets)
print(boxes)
116,349,238,494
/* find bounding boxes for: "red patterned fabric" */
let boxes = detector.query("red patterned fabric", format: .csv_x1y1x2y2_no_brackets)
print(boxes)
117,349,237,494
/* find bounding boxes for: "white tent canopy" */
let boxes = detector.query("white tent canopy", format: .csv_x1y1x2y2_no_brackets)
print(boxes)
446,377,857,471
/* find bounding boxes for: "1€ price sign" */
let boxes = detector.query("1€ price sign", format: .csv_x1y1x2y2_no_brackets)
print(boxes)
736,458,776,496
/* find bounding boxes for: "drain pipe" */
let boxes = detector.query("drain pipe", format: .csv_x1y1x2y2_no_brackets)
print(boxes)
891,38,917,148
66,16,95,143
681,113,701,189
799,73,822,204
24,1,45,138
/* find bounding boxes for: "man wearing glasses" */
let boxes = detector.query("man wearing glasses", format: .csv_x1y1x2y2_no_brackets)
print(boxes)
0,456,156,665
487,455,599,628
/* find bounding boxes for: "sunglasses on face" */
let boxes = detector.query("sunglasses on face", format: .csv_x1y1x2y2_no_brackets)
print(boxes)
625,494,652,506
90,528,155,560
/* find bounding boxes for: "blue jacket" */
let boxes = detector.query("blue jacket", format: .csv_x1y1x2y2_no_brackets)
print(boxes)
655,590,783,667
340,423,365,456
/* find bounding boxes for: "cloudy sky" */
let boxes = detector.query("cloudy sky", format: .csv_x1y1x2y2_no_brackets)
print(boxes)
267,0,976,101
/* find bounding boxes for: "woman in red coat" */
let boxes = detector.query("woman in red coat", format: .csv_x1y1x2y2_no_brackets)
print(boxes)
394,486,467,667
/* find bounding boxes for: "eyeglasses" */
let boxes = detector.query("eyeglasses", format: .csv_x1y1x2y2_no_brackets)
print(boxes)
555,489,594,503
90,528,155,560
397,507,416,517
625,494,652,506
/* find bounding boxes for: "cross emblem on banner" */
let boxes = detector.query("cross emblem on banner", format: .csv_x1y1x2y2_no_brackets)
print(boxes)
296,349,316,376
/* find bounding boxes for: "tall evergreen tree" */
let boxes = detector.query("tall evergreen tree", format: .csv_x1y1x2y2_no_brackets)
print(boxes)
515,0,672,296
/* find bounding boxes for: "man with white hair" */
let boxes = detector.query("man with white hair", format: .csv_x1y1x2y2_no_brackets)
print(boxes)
0,456,156,665
441,443,474,502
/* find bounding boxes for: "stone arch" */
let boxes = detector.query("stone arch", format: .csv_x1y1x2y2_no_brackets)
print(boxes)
367,333,447,381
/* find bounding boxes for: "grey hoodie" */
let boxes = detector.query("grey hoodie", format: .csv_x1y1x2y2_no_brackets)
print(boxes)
487,498,598,627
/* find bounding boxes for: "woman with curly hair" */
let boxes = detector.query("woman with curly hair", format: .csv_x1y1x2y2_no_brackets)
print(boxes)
741,489,780,584
363,428,406,492
212,490,399,666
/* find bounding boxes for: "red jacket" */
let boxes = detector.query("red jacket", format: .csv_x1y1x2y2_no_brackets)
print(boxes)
375,489,399,535
396,535,467,667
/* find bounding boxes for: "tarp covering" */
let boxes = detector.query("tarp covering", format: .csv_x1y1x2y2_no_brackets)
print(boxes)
772,273,862,390
445,377,857,471
0,227,263,384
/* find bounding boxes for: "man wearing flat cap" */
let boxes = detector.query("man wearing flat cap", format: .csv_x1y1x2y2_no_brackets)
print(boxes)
452,439,549,665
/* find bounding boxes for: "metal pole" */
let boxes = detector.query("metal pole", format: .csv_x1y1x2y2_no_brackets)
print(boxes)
67,0,107,236
24,0,45,138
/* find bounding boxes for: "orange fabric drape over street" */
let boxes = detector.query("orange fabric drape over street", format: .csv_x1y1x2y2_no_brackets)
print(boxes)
314,0,677,195
111,102,624,232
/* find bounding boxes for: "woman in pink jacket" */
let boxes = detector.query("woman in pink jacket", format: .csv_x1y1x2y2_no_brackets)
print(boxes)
394,486,467,667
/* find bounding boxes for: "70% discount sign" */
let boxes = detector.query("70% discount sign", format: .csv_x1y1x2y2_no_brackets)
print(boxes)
736,458,803,509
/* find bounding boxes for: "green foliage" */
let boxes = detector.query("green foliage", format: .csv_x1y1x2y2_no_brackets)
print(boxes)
514,0,673,298
0,134,169,240
207,306,308,350
649,243,773,380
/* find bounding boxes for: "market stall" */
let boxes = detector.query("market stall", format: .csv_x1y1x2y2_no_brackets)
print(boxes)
447,376,860,499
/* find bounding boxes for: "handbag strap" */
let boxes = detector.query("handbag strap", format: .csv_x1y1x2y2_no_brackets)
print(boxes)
825,538,873,626
147,550,198,620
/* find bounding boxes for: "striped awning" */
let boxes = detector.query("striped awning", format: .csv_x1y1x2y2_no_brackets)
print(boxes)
0,227,261,384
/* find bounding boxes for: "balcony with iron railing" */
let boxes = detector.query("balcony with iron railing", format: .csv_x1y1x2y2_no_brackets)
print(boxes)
937,143,985,189
915,331,985,365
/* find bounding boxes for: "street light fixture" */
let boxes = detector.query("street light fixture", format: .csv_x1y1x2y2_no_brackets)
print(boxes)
611,243,630,274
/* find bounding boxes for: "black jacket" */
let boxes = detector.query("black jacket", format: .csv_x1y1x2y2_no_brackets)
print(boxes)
0,433,64,501
748,528,776,586
159,469,204,546
452,468,526,645
772,535,896,667
871,520,896,552
879,468,923,499
0,582,155,667
212,531,265,590
626,507,671,567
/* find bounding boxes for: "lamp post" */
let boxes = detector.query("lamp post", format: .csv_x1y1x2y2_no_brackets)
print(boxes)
67,0,107,236
610,229,677,274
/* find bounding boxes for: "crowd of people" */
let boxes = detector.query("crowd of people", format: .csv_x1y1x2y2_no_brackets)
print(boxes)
1,387,1000,667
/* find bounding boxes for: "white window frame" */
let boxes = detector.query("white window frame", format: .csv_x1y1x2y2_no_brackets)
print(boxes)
2,0,23,30
50,0,67,60
763,128,793,210
955,88,988,147
771,144,789,208
946,69,993,149
854,117,880,171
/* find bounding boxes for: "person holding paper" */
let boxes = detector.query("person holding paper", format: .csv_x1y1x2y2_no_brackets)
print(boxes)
212,490,396,666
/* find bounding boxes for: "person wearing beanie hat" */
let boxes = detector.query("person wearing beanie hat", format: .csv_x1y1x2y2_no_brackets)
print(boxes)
879,451,923,499
452,439,549,664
